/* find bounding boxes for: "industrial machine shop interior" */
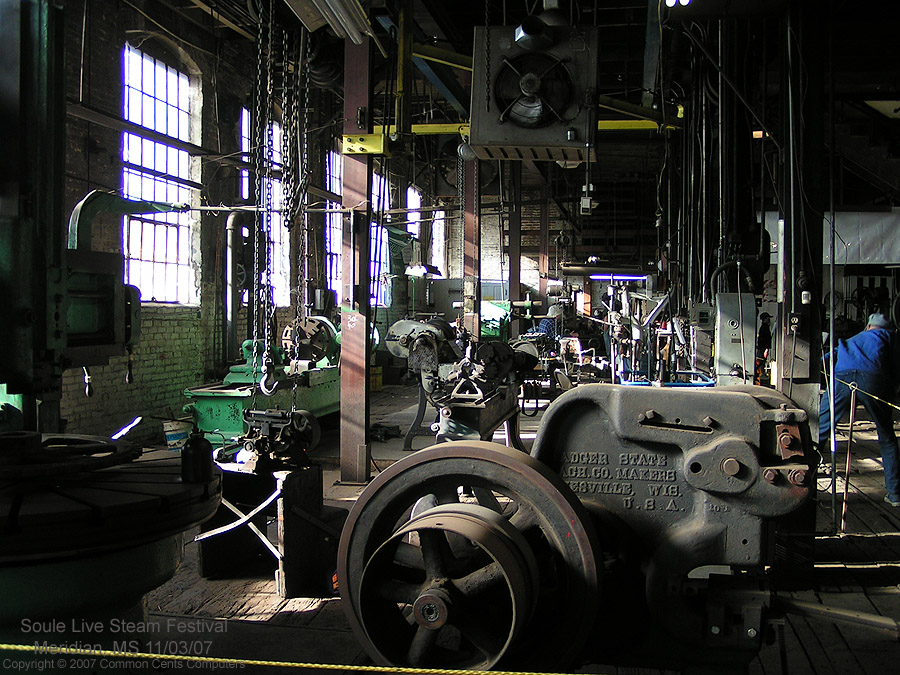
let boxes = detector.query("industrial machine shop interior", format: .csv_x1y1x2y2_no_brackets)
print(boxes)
2,0,900,674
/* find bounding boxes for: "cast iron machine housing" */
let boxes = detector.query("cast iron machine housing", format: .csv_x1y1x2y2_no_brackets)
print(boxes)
337,383,814,672
184,315,343,445
386,318,539,451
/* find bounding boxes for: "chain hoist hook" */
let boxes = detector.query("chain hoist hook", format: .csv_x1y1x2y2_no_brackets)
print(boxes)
259,352,280,396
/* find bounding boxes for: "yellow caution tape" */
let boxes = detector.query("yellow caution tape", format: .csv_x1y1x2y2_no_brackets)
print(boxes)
0,642,601,675
835,377,900,414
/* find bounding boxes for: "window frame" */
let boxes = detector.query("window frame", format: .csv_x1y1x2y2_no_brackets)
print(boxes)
121,44,199,305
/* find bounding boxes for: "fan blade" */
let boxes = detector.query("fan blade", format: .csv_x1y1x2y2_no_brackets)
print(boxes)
539,95,565,123
509,97,545,127
498,93,526,124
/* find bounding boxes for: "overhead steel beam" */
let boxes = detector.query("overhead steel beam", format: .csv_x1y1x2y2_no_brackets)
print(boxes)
375,123,469,136
376,15,469,118
596,94,682,129
412,43,472,71
185,0,255,40
306,184,343,204
597,120,664,131
374,121,666,135
67,102,264,177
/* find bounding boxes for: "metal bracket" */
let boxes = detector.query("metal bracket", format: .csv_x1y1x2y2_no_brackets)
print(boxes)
343,134,388,155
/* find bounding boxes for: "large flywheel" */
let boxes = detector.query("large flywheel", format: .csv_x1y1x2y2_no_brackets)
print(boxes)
338,441,600,671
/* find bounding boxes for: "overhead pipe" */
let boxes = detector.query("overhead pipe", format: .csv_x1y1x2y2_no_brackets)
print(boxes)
559,263,650,277
224,211,250,363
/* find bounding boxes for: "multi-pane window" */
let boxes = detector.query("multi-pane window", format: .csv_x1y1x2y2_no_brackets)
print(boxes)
431,209,447,277
239,108,251,200
406,186,421,236
323,152,392,306
325,150,342,297
240,109,289,307
122,45,197,304
370,173,391,306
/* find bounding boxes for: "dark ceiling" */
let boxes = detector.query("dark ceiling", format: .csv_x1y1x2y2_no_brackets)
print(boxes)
179,0,900,268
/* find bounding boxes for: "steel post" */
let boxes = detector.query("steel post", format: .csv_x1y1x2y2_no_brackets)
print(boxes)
463,158,480,338
538,182,549,300
508,162,522,337
340,38,373,484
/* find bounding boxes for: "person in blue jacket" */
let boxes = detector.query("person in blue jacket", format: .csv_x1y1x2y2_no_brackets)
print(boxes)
819,313,900,506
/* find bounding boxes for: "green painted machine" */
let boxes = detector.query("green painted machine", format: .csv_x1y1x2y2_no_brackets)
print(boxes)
184,316,342,443
479,297,543,342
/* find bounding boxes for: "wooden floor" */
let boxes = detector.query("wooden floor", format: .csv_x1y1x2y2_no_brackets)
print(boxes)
146,385,900,675
750,415,900,675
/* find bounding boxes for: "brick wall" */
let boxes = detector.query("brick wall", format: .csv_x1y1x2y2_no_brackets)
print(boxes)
60,305,203,445
440,192,553,299
58,0,255,444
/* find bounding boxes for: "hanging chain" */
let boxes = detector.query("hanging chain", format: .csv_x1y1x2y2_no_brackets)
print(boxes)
298,30,312,320
281,27,296,232
291,29,311,414
251,0,267,405
278,27,298,409
457,149,465,280
484,0,491,113
259,0,276,394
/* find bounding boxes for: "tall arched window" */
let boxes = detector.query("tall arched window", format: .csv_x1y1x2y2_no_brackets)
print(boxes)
324,153,392,307
122,44,199,304
325,150,342,296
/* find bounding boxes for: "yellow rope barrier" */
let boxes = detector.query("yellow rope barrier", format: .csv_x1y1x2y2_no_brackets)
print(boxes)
0,642,599,675
833,377,900,414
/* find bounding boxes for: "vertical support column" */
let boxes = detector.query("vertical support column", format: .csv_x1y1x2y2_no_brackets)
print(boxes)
779,4,824,430
538,182,549,301
508,162,522,337
340,39,373,484
463,160,480,339
582,276,592,316
396,0,413,316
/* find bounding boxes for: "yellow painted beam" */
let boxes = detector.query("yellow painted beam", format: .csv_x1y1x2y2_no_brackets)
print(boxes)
375,124,470,136
373,118,679,137
597,120,661,131
412,43,473,71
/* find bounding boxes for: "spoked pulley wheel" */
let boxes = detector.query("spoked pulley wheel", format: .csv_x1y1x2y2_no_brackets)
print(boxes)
338,441,600,671
359,503,539,669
